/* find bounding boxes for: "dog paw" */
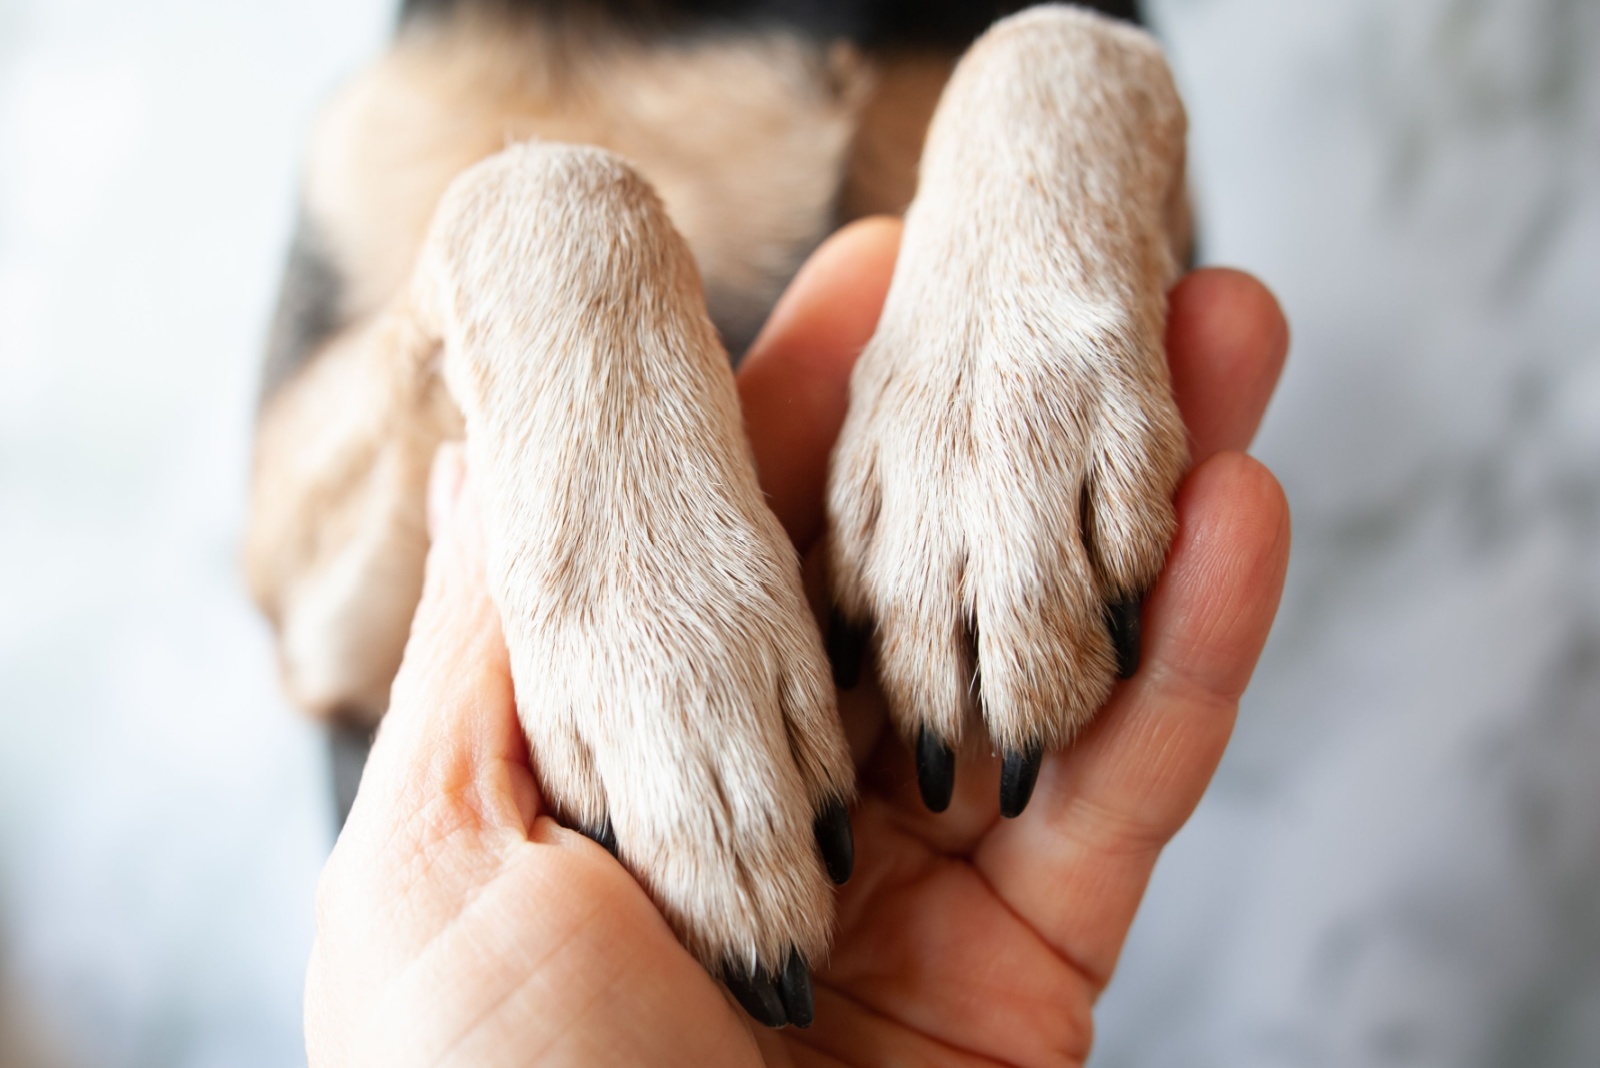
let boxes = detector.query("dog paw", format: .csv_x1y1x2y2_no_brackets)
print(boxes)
415,142,855,1026
825,242,1187,817
825,7,1189,818
512,540,853,1029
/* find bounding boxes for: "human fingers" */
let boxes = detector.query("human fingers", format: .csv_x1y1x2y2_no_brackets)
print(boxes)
971,452,1290,989
804,455,1285,1057
339,443,538,852
737,216,902,551
307,445,544,1062
1166,268,1289,461
310,445,762,1064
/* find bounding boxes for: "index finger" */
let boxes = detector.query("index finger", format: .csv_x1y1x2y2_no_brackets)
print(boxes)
972,451,1291,989
1167,268,1290,460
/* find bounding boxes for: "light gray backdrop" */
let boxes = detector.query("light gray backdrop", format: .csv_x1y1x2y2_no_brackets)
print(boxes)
1,0,1596,1065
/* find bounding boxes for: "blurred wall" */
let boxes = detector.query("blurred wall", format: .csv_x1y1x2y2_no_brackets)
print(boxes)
1099,2,1600,1066
0,2,391,1064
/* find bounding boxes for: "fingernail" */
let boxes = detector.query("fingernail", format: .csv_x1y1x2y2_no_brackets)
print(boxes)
725,966,787,1029
916,727,955,813
813,798,854,884
427,442,466,538
778,948,814,1029
1106,597,1143,679
825,609,869,690
999,742,1043,819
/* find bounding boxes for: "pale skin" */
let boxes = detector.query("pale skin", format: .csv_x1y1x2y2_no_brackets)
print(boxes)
304,216,1292,1067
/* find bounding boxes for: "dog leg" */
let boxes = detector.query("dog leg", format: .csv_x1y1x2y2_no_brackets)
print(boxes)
410,141,854,1026
827,6,1191,815
246,289,458,726
249,5,866,731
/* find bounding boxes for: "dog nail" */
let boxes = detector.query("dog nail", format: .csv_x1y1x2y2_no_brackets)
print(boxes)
725,965,787,1029
813,798,854,884
1106,597,1143,679
825,609,868,690
582,816,618,857
916,727,955,813
778,948,815,1028
999,742,1044,818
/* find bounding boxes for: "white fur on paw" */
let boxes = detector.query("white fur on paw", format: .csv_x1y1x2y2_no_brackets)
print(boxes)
413,142,855,976
826,8,1190,761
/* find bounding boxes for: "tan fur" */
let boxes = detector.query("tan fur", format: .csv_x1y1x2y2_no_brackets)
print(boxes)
828,7,1191,755
252,10,867,728
408,143,853,972
838,51,954,220
245,310,458,723
306,9,867,353
247,1,1191,980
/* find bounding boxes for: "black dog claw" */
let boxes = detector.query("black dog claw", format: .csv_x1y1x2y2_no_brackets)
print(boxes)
581,816,618,857
999,743,1044,819
916,727,956,813
825,609,870,690
814,798,854,884
1106,596,1143,680
725,965,787,1029
778,948,815,1028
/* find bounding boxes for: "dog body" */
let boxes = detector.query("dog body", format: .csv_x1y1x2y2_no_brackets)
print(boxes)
246,0,1188,1024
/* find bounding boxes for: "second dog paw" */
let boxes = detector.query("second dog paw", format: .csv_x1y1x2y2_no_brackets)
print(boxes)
416,142,856,1026
824,7,1190,818
826,271,1187,817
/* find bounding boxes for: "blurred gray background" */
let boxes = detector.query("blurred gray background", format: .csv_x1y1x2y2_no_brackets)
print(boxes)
2,0,1597,1064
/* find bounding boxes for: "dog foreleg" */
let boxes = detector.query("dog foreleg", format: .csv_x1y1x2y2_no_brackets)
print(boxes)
410,141,855,1026
247,286,458,726
827,5,1192,815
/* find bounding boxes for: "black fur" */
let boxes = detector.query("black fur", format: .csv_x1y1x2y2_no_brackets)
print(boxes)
259,212,346,409
328,720,376,829
399,0,1141,47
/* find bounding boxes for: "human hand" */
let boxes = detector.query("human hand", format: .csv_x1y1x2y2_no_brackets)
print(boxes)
304,217,1291,1066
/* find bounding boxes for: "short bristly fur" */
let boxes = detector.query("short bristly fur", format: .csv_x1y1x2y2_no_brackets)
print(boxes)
247,11,868,726
828,7,1190,759
246,0,1189,1010
409,143,854,972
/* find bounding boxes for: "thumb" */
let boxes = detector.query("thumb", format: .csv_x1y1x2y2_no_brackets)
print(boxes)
346,442,537,842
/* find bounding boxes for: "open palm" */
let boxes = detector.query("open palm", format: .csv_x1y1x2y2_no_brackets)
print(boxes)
305,218,1290,1067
